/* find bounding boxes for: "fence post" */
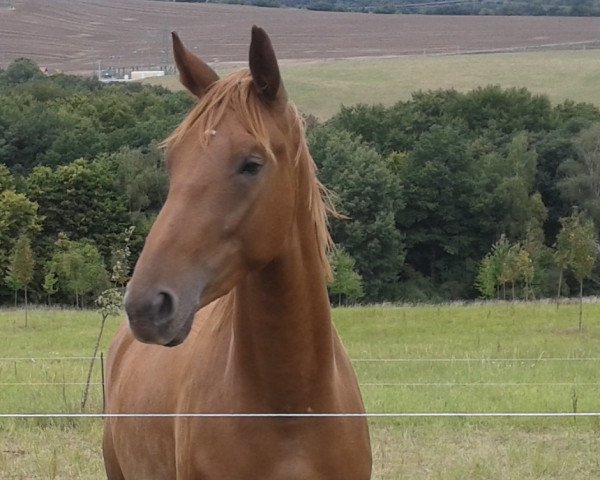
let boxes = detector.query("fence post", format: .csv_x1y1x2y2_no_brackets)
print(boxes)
101,351,106,413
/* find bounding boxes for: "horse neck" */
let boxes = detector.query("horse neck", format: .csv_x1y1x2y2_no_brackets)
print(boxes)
230,161,335,411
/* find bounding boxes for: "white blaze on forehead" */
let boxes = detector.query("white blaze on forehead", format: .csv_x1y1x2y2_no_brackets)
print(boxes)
205,129,217,137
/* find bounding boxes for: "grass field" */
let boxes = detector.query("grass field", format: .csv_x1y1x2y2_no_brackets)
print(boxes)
147,50,600,119
2,302,600,478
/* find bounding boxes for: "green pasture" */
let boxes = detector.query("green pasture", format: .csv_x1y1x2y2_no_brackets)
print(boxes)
2,302,600,478
146,49,600,119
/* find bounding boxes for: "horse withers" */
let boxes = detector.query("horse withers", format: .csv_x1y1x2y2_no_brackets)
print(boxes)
103,26,372,480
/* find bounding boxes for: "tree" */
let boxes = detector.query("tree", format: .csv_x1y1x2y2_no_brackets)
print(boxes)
42,267,58,306
554,220,571,308
395,122,483,297
477,236,535,301
558,123,600,227
476,235,518,300
81,287,122,411
110,226,135,289
0,68,192,174
328,247,364,305
476,254,498,299
4,275,19,307
82,227,133,410
309,127,405,301
49,235,110,308
328,86,578,300
523,223,544,291
512,246,535,300
26,159,129,259
5,235,34,325
555,210,599,328
495,133,544,240
0,58,43,85
501,244,528,301
112,147,168,216
0,100,64,173
477,235,508,299
0,164,14,191
0,190,40,281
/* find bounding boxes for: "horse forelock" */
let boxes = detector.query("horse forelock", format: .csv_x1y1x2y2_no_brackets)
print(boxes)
162,69,335,280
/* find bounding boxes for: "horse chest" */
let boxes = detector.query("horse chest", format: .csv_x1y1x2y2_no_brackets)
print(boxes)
176,419,370,480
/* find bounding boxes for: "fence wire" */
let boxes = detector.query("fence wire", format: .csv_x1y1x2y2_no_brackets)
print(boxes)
3,355,600,418
1,412,600,418
3,356,600,362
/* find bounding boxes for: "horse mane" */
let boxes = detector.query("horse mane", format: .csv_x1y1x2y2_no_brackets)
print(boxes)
163,69,334,280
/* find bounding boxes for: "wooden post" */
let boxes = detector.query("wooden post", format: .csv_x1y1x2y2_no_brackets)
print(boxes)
101,351,106,413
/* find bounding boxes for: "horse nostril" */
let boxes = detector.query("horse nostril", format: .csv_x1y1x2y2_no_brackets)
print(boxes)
152,291,176,325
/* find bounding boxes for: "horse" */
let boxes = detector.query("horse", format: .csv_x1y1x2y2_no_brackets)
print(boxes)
103,26,372,480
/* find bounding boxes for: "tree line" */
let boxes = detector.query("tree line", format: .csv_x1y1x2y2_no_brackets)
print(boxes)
309,86,600,303
0,59,191,307
167,0,600,16
1,58,600,307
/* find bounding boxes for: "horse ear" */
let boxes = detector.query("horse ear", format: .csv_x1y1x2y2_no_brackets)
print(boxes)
172,32,219,99
249,26,287,107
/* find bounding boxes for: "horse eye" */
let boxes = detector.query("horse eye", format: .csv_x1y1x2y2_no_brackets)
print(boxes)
239,158,263,176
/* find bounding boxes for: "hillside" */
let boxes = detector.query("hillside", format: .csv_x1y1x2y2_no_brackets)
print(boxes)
1,0,599,74
176,0,600,17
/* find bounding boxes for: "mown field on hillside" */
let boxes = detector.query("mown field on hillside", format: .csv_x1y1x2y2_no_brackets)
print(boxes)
1,0,599,74
2,302,600,479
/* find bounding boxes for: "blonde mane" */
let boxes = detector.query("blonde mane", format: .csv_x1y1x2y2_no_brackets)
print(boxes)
164,69,334,279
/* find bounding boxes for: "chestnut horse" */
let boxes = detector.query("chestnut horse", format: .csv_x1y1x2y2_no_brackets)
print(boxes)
103,27,372,479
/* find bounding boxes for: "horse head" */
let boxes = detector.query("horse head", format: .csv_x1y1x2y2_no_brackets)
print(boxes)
124,27,305,346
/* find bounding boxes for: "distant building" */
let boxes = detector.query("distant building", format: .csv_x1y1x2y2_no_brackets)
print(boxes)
130,70,165,81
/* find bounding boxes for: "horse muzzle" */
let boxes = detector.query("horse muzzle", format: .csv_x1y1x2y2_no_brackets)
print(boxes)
124,288,195,347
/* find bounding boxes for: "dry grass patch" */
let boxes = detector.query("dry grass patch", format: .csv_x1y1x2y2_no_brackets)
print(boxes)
371,423,600,479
